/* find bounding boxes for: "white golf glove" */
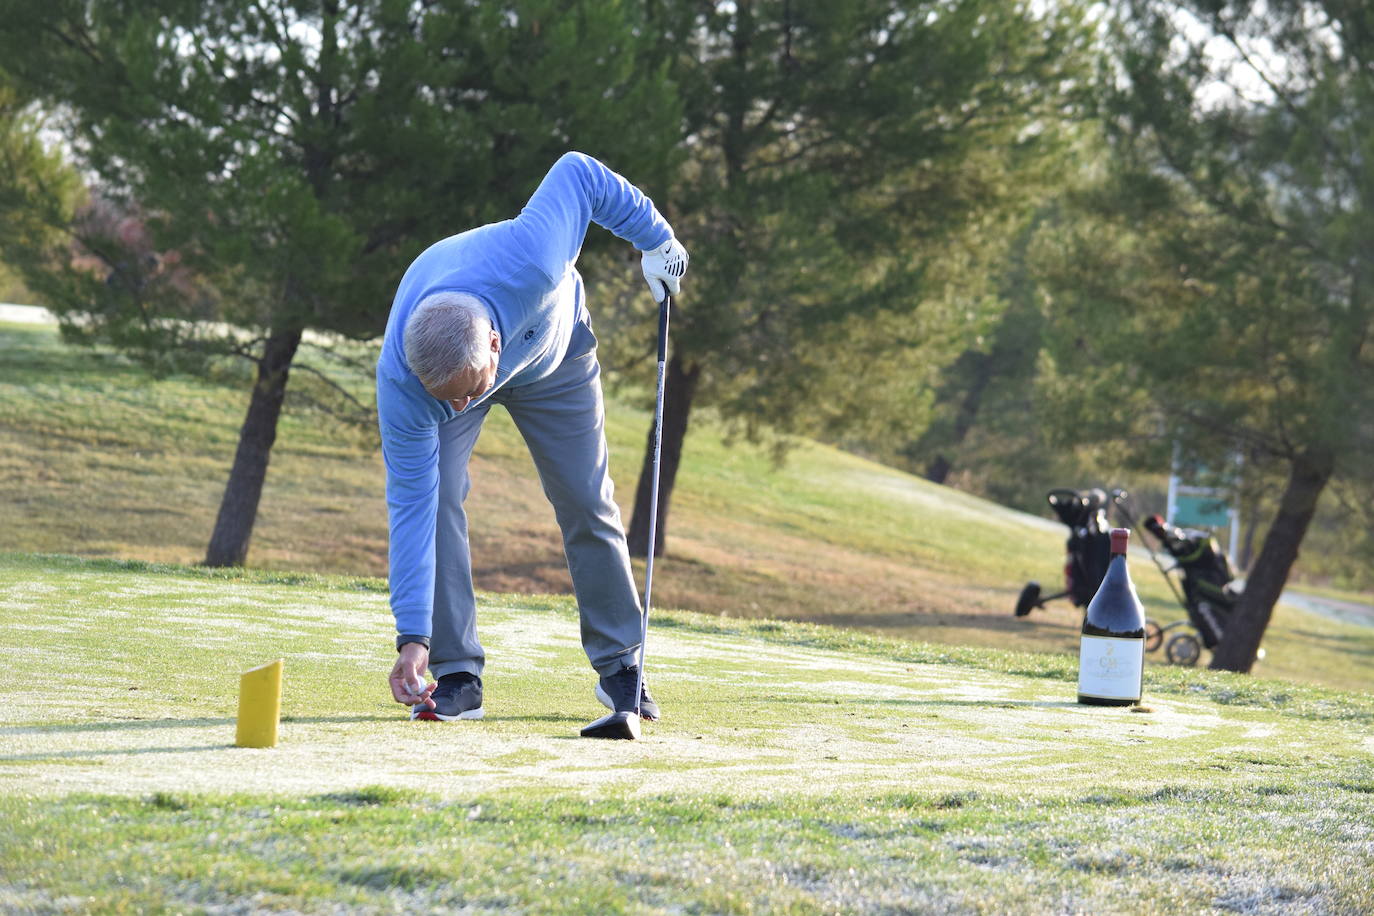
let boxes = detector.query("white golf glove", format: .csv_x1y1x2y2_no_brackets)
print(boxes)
641,237,689,302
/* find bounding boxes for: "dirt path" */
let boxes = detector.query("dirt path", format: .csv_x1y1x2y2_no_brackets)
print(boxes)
1282,590,1374,628
0,304,54,324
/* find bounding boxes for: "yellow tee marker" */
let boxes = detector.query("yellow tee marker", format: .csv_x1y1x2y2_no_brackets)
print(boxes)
235,659,284,748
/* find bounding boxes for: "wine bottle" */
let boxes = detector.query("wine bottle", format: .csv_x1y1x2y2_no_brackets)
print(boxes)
1077,527,1146,706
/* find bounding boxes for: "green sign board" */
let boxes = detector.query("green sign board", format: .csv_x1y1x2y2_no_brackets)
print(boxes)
1173,493,1231,529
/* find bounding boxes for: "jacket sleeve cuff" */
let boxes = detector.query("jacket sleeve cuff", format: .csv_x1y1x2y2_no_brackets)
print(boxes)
396,634,431,651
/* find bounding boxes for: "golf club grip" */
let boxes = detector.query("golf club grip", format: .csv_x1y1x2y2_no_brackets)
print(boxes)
658,294,671,362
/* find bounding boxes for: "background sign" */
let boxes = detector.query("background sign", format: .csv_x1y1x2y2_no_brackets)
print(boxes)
1171,492,1232,529
1167,450,1240,560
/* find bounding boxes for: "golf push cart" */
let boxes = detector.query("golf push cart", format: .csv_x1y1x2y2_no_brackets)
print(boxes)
1014,487,1240,666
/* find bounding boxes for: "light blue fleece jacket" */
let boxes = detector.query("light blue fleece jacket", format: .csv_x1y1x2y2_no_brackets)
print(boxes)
376,152,672,641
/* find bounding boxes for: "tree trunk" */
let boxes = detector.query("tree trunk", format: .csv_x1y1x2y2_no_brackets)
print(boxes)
1209,447,1334,673
204,327,304,567
627,353,700,558
925,454,954,485
1238,493,1261,573
924,350,997,484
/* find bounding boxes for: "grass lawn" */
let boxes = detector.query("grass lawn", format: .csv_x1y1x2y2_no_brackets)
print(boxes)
1,554,1371,913
3,319,1371,697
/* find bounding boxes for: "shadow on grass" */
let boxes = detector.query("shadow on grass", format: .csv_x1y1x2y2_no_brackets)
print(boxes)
811,610,1075,636
0,713,397,738
713,696,1090,713
0,717,237,736
0,714,417,762
482,713,584,724
878,698,1089,711
1285,629,1374,659
0,744,235,762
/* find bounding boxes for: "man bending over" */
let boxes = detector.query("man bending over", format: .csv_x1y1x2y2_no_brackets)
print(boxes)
376,152,688,726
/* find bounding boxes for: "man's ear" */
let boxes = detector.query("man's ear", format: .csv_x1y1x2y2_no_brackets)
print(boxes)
489,329,501,354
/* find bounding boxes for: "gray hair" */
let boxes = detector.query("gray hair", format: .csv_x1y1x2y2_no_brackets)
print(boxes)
403,292,492,390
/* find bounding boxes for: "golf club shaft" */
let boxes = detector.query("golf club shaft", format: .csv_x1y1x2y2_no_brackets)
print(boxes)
635,292,670,714
1113,494,1188,609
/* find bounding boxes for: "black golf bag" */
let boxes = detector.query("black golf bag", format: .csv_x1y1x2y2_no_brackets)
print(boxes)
1015,487,1242,665
1015,488,1114,617
1142,514,1237,649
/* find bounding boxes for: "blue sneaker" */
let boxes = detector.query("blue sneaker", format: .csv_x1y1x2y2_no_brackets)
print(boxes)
595,666,659,721
412,672,484,721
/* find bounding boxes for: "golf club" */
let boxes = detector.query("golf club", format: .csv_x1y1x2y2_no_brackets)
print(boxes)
581,290,671,740
1108,489,1189,610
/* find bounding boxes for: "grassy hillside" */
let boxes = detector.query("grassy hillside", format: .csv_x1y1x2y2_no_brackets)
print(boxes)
1,555,1371,913
2,319,1372,694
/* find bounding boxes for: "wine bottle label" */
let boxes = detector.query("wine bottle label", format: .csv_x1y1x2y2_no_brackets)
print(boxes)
1078,635,1144,700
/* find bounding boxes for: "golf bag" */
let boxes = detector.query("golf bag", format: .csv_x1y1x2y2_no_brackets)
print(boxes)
1014,488,1115,617
1015,486,1243,665
1142,514,1237,649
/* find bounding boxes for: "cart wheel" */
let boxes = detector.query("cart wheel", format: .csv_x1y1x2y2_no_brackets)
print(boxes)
1144,619,1163,653
1165,632,1202,666
1014,582,1042,617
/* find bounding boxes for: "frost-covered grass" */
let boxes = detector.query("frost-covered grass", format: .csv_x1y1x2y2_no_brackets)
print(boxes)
2,320,1372,694
3,783,1371,915
1,555,1371,913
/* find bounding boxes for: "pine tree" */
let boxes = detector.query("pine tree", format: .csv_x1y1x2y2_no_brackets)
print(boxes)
1037,0,1374,671
0,0,678,566
606,0,1091,556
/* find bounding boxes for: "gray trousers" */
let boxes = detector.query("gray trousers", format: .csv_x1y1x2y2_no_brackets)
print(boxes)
429,322,643,680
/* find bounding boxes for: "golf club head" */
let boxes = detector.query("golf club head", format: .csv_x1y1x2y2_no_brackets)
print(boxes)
1014,581,1042,617
580,709,641,740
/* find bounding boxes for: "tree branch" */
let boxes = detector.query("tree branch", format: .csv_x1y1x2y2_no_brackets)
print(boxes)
1149,127,1314,256
1207,13,1363,196
288,359,372,417
40,21,104,68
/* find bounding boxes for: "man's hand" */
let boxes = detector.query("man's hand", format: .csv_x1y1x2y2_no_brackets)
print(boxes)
641,237,689,302
390,642,435,709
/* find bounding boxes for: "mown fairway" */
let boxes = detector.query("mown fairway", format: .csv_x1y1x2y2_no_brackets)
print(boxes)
1,555,1372,913
2,318,1371,694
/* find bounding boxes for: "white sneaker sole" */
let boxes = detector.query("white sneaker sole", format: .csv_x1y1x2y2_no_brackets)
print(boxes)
411,705,484,721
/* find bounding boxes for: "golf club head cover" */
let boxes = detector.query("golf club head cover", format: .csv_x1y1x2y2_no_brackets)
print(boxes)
641,237,688,302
